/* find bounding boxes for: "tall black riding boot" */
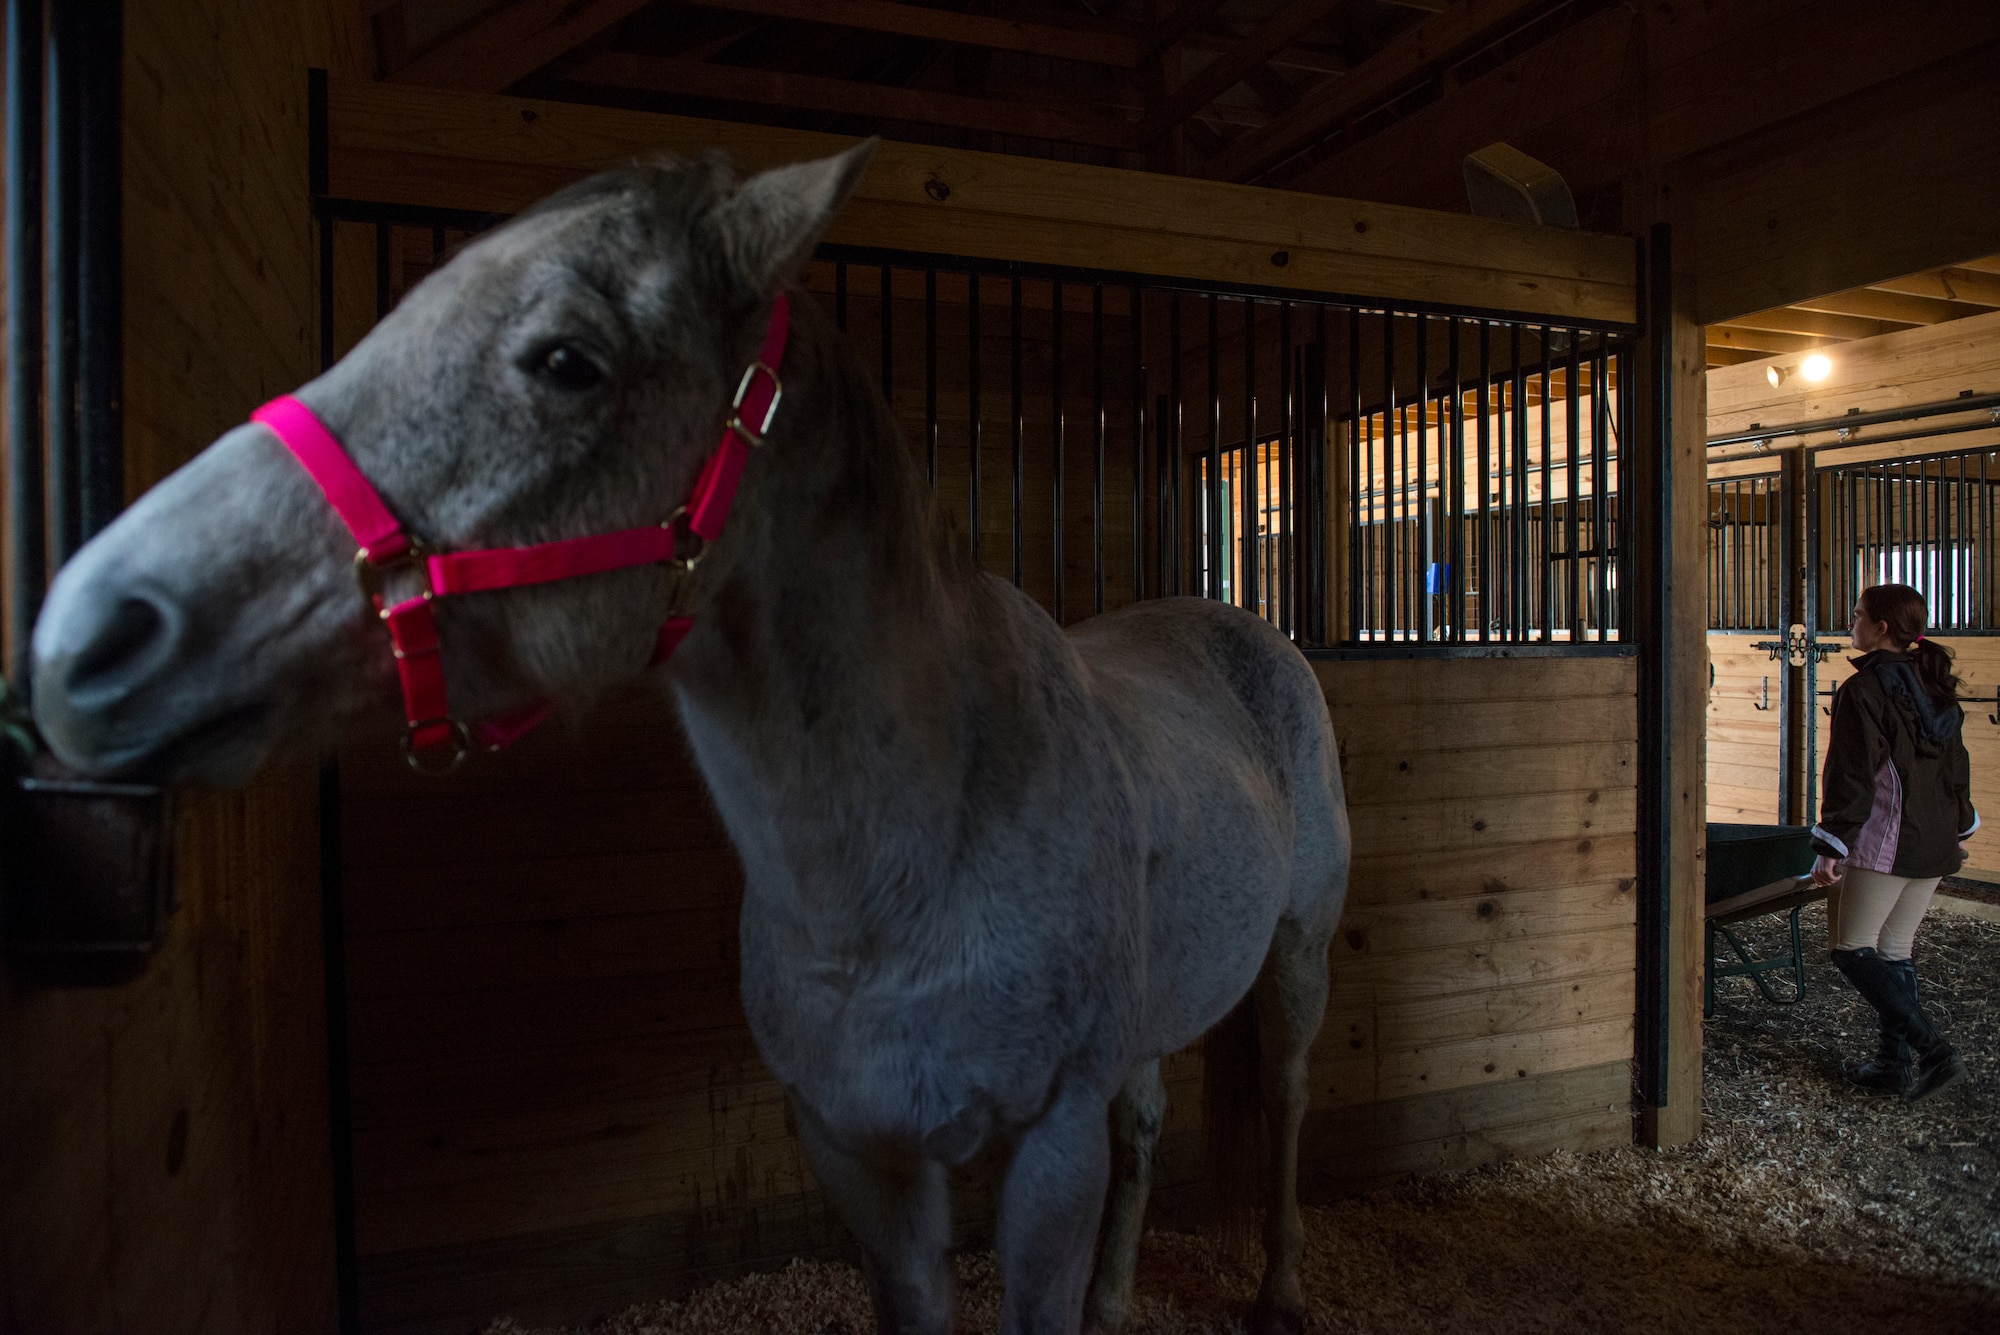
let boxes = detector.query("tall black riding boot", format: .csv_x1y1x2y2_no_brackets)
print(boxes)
1831,949,1964,1103
1891,957,1967,1104
1831,949,1913,1094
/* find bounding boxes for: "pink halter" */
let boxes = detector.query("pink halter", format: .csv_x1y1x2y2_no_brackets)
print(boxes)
250,293,789,770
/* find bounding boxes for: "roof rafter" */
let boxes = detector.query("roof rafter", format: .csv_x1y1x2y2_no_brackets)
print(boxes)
689,0,1143,67
563,51,1137,149
1194,0,1558,183
389,0,654,93
1135,0,1350,148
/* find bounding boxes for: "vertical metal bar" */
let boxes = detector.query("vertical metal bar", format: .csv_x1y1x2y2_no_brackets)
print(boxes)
1053,279,1066,621
1279,302,1293,637
879,263,893,405
1539,328,1553,640
1311,305,1328,644
1478,323,1492,643
1416,313,1430,641
1593,346,1609,638
1170,292,1183,596
75,0,120,545
925,268,938,490
1241,297,1257,615
968,268,981,566
1093,282,1105,614
1637,222,1674,1110
1566,334,1582,639
1131,285,1145,605
1447,318,1464,642
1349,308,1362,642
1511,324,1527,640
374,222,391,318
1382,310,1397,638
1011,272,1023,588
45,1,79,563
834,259,848,332
1207,293,1221,601
1155,390,1170,597
6,0,45,679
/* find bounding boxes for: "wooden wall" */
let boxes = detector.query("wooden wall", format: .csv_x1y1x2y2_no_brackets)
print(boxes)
0,2,367,1331
1707,633,1784,825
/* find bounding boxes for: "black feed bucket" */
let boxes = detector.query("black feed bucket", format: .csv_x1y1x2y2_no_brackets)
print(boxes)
1,767,177,981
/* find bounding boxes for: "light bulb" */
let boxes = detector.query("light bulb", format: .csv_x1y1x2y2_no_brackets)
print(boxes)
1801,354,1832,382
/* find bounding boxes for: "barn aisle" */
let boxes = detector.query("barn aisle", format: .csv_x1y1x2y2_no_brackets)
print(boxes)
486,904,1999,1334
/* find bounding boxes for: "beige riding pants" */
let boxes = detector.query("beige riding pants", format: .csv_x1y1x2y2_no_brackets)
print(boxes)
1829,867,1942,961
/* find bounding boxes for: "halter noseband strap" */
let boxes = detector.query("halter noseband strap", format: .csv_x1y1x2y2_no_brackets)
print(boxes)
250,292,790,771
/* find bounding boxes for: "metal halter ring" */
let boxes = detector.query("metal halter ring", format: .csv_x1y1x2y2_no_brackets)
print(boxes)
355,540,431,605
659,505,707,573
726,360,783,446
401,717,472,773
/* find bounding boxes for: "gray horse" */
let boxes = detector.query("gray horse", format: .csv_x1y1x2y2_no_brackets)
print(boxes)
31,144,1349,1335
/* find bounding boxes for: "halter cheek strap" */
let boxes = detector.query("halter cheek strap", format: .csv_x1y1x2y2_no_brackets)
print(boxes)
250,292,789,771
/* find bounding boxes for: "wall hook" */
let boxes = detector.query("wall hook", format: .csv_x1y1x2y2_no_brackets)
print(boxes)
1753,676,1771,711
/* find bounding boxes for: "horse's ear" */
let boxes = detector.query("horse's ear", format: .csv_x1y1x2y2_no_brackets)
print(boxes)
716,139,877,291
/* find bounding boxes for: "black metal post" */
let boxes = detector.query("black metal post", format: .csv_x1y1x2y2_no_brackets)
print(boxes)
75,0,120,543
44,0,79,563
6,0,45,682
1636,222,1674,1111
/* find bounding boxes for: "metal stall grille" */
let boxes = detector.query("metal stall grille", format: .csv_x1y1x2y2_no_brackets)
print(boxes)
1812,445,2000,635
318,205,1637,657
1707,473,1782,631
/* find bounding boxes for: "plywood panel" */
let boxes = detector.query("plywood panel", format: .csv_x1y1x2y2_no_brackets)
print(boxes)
1707,631,1783,822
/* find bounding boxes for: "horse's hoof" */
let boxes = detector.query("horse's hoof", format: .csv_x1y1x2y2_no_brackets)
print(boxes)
1250,1301,1306,1335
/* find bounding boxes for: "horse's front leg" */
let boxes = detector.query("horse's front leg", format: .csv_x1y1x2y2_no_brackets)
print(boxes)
792,1098,954,1335
997,1079,1114,1335
1084,1059,1165,1335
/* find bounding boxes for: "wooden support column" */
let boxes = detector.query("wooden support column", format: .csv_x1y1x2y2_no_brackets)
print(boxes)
1633,220,1707,1149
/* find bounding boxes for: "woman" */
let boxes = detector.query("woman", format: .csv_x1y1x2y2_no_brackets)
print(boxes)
1810,583,1977,1102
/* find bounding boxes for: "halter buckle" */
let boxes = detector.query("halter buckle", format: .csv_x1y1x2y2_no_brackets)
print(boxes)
401,716,471,773
726,360,783,447
659,505,707,573
355,540,432,606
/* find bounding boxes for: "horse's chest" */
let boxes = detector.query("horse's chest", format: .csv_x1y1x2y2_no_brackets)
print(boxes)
739,914,1119,1154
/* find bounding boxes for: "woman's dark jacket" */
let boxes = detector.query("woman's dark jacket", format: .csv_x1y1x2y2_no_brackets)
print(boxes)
1812,648,1979,878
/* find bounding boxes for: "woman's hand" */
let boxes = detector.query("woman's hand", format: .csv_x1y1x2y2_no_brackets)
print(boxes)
1811,854,1843,887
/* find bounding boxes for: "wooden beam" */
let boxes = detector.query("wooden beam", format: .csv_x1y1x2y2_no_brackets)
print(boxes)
563,52,1139,149
1195,0,1557,184
1787,286,1987,327
1954,255,2000,277
388,0,653,93
1867,266,2000,308
690,0,1143,68
1139,0,1232,61
1703,347,1765,367
1715,307,1890,341
322,76,1638,323
1135,0,1349,148
1689,36,2000,324
1704,327,1829,355
1706,306,2000,438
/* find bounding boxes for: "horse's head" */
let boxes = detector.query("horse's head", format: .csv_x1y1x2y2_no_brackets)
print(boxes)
31,142,874,785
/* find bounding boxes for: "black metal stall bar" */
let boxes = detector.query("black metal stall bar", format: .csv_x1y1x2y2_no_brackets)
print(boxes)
4,0,122,685
1811,442,1999,635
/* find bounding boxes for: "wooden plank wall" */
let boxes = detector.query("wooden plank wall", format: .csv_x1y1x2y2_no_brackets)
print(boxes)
1708,633,1784,824
0,2,367,1330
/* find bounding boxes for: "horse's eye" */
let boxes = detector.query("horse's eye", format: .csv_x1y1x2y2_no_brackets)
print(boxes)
538,344,603,391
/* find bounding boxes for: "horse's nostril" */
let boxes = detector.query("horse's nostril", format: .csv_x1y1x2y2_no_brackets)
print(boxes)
67,594,175,692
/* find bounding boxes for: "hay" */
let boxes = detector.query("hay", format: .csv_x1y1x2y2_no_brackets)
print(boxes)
488,905,2000,1334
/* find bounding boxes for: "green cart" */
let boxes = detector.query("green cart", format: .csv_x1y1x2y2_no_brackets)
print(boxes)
1705,823,1825,1018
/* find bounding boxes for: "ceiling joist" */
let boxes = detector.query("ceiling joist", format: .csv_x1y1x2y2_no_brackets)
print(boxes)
1194,0,1557,183
1135,0,1349,148
688,0,1143,67
389,0,653,93
564,51,1137,149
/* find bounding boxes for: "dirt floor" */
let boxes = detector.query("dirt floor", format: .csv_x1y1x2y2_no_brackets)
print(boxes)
487,900,2000,1334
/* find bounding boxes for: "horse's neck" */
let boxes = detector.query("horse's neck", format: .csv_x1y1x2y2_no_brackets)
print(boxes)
670,300,992,901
